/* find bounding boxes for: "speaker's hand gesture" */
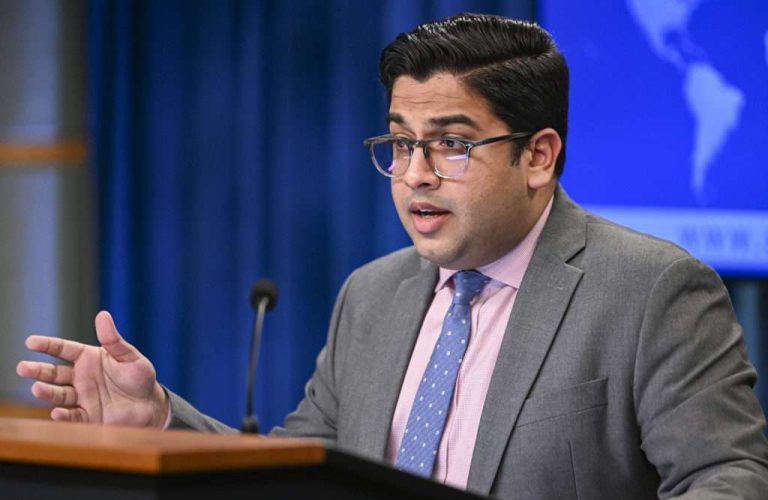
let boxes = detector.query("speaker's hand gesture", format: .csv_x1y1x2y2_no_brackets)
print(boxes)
16,311,168,427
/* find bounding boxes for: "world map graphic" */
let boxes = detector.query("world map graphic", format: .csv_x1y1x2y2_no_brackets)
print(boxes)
628,0,749,203
542,0,768,273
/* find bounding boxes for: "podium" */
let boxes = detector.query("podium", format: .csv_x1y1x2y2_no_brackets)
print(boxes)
0,417,483,499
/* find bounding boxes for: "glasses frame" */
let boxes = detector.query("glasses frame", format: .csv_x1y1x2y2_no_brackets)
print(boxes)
363,132,532,179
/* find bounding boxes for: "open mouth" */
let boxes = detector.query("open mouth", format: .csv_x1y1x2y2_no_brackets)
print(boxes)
408,202,451,234
409,202,450,218
412,208,449,218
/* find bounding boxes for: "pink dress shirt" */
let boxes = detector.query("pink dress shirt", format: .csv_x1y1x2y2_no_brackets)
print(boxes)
385,197,554,489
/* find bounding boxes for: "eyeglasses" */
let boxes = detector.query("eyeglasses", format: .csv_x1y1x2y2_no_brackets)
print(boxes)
363,132,532,179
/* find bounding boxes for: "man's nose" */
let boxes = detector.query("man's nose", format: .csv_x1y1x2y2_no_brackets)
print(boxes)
402,146,440,190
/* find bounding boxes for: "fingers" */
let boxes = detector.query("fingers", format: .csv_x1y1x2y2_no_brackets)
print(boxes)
31,381,78,407
94,311,141,362
16,361,74,385
51,407,88,423
25,335,85,363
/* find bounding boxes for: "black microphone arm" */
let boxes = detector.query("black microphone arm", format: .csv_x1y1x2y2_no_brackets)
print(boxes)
242,278,278,434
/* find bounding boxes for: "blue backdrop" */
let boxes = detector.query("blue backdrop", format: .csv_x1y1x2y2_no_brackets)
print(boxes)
88,0,535,430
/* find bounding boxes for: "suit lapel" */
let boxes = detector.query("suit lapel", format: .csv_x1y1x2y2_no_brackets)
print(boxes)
466,187,587,495
354,261,438,460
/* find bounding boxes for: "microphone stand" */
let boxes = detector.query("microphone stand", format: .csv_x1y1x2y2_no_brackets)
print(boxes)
242,285,274,433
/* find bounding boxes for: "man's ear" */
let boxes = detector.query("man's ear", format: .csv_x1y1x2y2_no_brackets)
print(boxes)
523,128,561,190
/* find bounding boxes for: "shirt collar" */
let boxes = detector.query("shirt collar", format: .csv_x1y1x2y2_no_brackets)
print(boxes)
436,195,554,291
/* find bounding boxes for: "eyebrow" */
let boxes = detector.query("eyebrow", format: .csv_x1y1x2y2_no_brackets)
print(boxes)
387,112,406,125
386,113,480,130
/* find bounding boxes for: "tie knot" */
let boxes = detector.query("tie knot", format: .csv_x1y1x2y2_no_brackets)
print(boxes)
451,270,490,306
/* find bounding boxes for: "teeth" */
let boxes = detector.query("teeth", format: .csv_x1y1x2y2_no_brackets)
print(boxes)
411,206,445,217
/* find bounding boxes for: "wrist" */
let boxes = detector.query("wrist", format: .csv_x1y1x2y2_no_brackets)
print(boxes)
152,383,170,428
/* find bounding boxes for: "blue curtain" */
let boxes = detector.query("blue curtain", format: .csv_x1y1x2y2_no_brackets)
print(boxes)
88,0,534,430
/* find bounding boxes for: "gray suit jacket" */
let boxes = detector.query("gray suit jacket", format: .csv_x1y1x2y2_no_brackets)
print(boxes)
170,187,768,499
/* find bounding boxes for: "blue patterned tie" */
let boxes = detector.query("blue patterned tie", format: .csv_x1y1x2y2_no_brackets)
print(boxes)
395,270,490,477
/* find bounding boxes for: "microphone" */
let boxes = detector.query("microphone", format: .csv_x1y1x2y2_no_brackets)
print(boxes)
241,279,278,433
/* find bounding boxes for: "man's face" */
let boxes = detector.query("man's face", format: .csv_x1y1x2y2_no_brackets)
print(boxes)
389,73,545,270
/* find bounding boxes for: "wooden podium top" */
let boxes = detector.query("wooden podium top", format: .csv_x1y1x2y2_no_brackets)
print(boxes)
0,417,326,475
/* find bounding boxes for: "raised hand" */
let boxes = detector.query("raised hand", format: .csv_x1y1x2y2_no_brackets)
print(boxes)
16,310,168,427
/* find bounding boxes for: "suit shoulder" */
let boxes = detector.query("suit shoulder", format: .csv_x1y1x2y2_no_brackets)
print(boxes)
585,212,691,261
346,246,426,288
332,247,434,323
579,211,710,282
547,190,697,277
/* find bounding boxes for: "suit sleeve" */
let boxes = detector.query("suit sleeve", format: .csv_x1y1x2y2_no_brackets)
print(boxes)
266,274,355,441
634,257,768,499
167,388,238,433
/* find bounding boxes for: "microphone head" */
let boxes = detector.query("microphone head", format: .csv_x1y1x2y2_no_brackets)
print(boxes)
250,279,278,311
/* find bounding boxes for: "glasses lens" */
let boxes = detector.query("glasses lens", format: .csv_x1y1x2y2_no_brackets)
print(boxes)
371,139,410,177
368,138,470,178
431,139,468,178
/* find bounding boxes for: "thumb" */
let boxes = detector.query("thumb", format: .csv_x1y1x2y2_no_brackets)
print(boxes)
95,311,141,362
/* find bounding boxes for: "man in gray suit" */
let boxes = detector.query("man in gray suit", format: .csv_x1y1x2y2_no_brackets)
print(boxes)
17,13,768,499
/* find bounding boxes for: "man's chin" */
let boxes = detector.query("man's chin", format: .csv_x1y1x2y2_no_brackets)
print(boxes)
413,243,464,270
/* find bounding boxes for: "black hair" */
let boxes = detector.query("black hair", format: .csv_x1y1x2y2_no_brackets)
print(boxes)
380,13,569,176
